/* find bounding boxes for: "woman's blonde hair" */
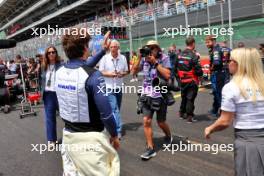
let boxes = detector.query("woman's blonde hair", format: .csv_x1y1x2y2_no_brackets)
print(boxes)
231,48,264,101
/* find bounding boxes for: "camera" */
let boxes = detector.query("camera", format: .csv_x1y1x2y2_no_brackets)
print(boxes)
140,45,163,59
139,46,151,57
152,77,177,106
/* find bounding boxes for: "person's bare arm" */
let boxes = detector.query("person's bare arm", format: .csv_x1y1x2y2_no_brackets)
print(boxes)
117,71,129,78
204,111,234,139
101,71,117,78
156,64,171,80
27,67,33,74
147,55,171,80
34,63,40,73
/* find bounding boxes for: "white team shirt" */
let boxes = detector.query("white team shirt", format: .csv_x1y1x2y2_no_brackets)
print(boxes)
221,80,264,129
99,53,128,90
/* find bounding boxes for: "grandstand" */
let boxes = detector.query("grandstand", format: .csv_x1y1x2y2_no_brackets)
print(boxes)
0,0,264,60
0,0,129,41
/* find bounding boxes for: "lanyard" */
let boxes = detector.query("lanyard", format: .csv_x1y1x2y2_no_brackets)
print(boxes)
47,65,55,87
112,58,119,72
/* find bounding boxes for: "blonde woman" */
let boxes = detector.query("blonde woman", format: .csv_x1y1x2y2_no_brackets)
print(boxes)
204,48,264,176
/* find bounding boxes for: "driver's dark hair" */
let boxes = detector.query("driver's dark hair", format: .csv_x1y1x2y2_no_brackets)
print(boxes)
62,28,91,59
186,36,195,46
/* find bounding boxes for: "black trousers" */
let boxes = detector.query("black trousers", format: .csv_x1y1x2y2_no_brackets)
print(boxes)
179,82,198,116
0,88,10,106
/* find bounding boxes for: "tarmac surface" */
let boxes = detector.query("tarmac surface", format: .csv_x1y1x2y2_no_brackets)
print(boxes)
0,77,234,176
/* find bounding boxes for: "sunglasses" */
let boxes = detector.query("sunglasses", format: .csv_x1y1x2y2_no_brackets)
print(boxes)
48,51,56,55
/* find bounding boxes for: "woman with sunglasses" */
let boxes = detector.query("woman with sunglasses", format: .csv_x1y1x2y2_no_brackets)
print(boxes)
204,48,264,176
42,46,61,144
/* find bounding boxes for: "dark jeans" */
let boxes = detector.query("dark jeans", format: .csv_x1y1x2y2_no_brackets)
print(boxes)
107,89,123,134
180,82,198,116
43,91,59,142
211,71,226,114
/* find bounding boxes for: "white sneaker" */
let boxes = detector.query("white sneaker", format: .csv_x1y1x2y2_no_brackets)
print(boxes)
130,79,135,82
118,133,122,140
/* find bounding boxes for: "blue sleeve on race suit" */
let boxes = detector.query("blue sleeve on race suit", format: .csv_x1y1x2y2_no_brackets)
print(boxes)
86,70,118,137
86,49,106,67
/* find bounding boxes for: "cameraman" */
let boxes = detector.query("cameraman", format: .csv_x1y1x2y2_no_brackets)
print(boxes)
175,37,203,123
132,40,173,160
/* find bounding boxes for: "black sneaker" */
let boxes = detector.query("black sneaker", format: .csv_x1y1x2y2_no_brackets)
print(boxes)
140,147,156,160
187,116,197,123
164,135,173,145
